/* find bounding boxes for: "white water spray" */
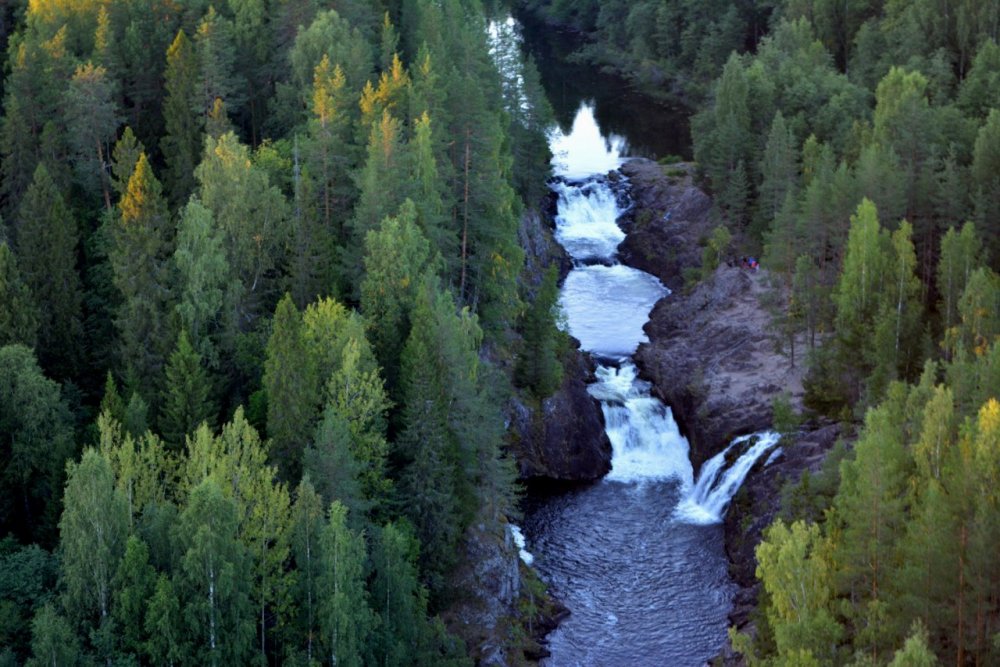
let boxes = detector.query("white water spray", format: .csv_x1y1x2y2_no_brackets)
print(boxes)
589,364,694,483
674,432,782,525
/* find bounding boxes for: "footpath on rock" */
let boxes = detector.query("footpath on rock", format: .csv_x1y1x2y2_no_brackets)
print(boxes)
616,157,844,646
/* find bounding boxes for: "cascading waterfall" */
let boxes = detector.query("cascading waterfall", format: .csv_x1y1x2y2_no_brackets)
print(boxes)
674,432,783,525
523,100,779,666
588,364,694,483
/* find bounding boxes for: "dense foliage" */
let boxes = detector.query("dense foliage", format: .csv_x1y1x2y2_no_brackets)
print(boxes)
0,0,562,664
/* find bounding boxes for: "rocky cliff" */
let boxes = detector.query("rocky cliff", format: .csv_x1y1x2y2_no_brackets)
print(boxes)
508,209,613,483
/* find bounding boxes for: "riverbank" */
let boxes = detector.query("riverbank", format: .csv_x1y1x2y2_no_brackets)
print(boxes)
616,158,844,662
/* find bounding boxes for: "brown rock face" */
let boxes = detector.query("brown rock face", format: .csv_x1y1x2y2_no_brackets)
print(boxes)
634,266,805,474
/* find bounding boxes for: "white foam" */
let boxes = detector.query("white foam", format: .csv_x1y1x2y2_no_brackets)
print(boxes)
588,364,696,483
552,180,625,262
510,524,534,565
674,432,782,525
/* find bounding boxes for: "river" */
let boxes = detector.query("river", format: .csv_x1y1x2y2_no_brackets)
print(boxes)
514,19,781,666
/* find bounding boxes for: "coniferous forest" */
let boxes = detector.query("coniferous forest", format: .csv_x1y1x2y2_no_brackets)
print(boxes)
0,0,562,664
518,0,1000,664
5,0,1000,664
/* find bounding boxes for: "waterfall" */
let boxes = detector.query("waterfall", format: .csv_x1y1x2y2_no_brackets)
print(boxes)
674,433,782,525
589,364,694,483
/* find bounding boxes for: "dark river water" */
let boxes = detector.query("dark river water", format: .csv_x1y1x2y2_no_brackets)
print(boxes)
516,10,692,162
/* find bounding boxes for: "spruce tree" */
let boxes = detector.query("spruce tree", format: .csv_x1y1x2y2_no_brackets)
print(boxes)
516,264,564,399
263,294,315,480
162,29,201,209
111,152,173,402
0,243,39,348
160,330,215,449
15,163,83,377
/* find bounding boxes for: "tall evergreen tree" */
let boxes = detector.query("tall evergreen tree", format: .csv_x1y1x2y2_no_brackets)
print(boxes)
162,29,202,209
111,152,173,401
0,243,39,349
15,163,83,377
160,330,215,449
263,294,314,481
62,62,121,210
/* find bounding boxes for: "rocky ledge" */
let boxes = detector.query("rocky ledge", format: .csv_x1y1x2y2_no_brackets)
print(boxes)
616,158,846,663
616,158,713,291
634,265,806,473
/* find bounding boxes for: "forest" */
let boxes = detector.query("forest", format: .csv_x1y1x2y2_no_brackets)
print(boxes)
0,0,565,665
518,0,1000,664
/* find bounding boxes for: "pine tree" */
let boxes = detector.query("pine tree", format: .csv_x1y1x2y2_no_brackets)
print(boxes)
193,7,245,120
15,163,83,377
0,243,39,348
304,55,354,244
62,61,121,210
347,110,406,288
755,111,798,239
160,330,215,449
162,29,201,209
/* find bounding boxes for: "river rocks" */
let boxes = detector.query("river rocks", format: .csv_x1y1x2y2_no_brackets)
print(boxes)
634,265,806,474
616,158,713,291
508,344,613,482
